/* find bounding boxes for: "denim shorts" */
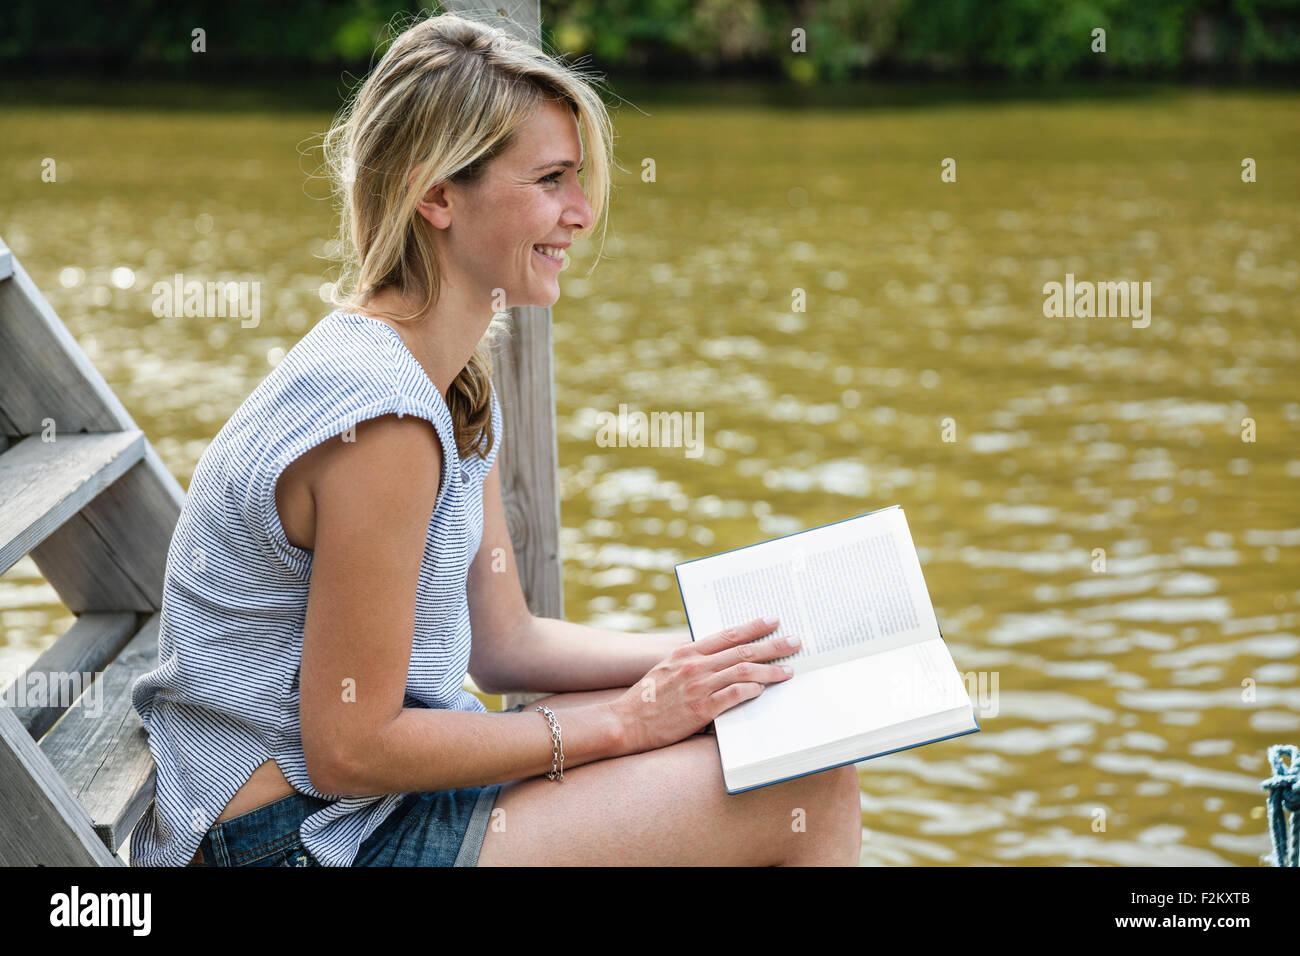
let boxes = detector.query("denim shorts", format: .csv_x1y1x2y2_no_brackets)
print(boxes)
186,703,524,867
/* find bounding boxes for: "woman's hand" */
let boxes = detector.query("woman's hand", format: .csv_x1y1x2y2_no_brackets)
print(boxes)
608,617,799,754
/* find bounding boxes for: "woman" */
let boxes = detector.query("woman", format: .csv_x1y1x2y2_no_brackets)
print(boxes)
129,11,861,867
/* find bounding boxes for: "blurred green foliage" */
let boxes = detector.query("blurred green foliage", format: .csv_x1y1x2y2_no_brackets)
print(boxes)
1,0,1296,80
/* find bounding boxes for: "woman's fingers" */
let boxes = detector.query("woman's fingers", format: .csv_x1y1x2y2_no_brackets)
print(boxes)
705,632,801,672
693,616,781,656
702,658,793,697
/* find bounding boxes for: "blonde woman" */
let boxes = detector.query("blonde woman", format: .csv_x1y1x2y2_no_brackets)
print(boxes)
129,11,861,867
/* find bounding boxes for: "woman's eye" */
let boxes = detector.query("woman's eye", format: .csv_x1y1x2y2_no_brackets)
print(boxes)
541,166,584,184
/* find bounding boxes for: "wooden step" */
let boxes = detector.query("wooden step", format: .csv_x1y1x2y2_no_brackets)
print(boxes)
38,612,160,854
6,612,139,740
0,430,145,577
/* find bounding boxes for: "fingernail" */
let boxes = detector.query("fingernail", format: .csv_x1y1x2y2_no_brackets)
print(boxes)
782,665,793,676
788,635,801,647
763,616,779,627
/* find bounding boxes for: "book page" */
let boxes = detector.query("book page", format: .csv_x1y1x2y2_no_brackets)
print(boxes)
676,506,941,675
713,637,972,770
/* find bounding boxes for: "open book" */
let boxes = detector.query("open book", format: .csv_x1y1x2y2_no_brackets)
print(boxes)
675,504,979,794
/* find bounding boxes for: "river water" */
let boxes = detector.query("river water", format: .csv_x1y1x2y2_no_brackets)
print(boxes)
1,79,1297,865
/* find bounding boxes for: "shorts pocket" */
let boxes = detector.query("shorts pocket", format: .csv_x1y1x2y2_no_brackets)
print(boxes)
275,845,318,867
238,839,314,867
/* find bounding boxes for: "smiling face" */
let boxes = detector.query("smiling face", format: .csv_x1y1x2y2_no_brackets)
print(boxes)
422,97,594,311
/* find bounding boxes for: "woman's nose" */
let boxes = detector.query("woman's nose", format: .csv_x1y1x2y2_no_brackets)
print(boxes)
565,185,594,231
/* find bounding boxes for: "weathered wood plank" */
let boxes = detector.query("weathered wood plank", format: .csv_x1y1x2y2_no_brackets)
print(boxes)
0,236,12,282
0,430,145,576
0,410,21,443
0,241,186,615
445,0,540,36
0,699,123,865
0,252,144,434
493,309,565,623
4,612,139,740
28,512,155,613
39,613,160,854
31,455,182,612
494,313,563,709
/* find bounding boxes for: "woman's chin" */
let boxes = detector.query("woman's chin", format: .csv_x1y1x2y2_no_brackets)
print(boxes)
533,285,563,309
503,280,562,311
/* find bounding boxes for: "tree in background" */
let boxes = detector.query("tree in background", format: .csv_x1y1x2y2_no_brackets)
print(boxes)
1,0,1296,80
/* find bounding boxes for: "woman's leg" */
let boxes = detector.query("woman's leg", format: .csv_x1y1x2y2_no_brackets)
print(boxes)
478,687,862,866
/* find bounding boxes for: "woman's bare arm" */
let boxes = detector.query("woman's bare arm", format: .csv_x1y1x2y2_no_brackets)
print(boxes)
297,412,628,796
464,455,689,695
325,703,625,795
472,616,687,695
296,412,792,797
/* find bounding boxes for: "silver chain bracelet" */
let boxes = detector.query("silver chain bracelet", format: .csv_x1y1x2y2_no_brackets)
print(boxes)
535,705,565,781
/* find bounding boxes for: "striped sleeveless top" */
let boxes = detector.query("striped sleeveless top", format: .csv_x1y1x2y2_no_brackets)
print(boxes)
128,309,501,867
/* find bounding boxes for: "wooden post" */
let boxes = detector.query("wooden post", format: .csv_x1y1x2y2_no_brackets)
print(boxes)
445,0,562,710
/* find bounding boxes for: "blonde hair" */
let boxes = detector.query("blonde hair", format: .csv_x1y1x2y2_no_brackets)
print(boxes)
322,10,615,461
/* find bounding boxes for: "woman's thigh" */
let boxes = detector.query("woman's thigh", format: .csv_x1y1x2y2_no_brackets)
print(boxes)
477,716,859,866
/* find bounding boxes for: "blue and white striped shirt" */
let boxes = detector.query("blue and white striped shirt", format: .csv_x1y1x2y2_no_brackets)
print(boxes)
129,309,501,867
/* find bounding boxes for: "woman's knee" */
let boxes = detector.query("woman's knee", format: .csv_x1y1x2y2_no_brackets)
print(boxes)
771,763,861,865
820,763,864,864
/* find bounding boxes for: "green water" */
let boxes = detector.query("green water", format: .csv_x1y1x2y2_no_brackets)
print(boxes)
1,80,1298,865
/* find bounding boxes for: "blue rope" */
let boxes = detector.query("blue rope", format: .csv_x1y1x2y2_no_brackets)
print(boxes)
1261,744,1300,867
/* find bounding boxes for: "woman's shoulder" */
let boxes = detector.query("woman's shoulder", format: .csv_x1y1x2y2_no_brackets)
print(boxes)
242,311,437,424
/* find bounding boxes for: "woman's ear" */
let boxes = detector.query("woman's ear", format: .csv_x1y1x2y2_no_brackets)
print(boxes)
408,164,454,230
414,181,454,230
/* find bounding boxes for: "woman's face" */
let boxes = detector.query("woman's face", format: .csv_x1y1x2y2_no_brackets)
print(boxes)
430,98,594,310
